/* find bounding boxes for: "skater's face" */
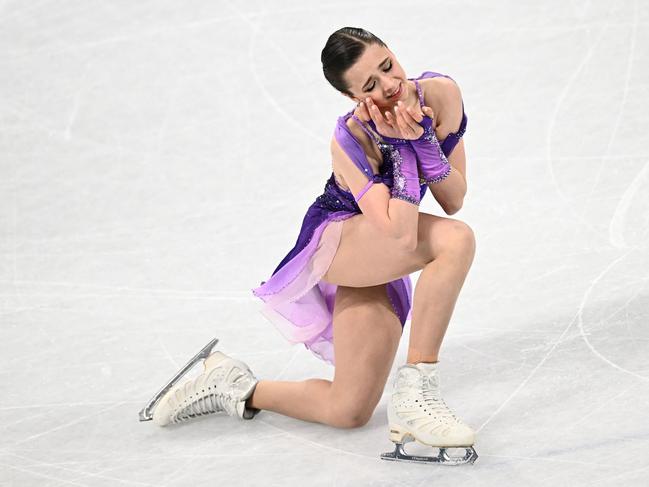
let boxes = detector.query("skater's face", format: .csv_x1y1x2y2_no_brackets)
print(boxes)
343,44,408,109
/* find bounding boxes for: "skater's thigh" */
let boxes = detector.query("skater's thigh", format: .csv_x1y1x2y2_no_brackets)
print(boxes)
323,211,471,287
330,283,402,426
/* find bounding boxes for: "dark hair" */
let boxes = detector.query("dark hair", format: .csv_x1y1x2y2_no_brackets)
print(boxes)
321,27,387,96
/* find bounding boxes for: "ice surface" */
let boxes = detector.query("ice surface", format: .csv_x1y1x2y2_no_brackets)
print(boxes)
1,0,648,485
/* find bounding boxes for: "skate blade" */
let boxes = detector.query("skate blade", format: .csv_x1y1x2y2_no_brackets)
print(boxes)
138,337,220,422
381,428,477,465
380,442,478,465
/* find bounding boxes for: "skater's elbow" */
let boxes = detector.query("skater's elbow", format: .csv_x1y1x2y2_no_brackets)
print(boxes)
442,191,465,215
444,199,464,215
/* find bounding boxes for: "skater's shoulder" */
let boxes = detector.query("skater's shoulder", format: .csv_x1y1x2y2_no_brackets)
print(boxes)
417,75,463,113
417,74,465,142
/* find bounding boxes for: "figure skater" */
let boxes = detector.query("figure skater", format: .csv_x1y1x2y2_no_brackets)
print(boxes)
140,26,477,465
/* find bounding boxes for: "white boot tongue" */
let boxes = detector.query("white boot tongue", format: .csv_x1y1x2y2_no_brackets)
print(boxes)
415,362,441,389
414,361,439,374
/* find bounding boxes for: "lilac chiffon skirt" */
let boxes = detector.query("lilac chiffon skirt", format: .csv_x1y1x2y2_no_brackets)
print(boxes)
252,208,413,366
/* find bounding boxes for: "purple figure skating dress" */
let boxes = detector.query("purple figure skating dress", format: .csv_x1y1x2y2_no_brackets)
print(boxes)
252,70,467,366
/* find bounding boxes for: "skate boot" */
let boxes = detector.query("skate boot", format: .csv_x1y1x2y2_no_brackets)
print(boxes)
381,362,478,465
138,338,261,425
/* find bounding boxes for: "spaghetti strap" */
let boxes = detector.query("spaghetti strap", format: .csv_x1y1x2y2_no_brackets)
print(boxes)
413,78,425,109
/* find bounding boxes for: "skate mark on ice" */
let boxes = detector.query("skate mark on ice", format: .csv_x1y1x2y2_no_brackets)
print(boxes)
576,249,649,382
10,402,125,446
545,2,615,232
609,157,649,248
579,0,640,248
478,246,645,433
2,451,161,486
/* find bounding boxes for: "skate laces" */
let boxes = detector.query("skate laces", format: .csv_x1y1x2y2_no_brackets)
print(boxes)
172,390,228,423
171,369,248,423
420,374,463,424
420,375,446,412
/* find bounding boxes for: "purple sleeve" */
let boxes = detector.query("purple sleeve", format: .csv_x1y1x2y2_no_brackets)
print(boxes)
333,116,374,181
334,116,389,204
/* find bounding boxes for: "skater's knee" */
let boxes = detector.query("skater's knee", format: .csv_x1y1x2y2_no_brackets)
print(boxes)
331,412,371,429
327,401,373,429
446,220,476,255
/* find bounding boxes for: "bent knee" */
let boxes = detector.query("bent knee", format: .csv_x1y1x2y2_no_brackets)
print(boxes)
443,220,476,254
327,401,374,429
456,221,476,247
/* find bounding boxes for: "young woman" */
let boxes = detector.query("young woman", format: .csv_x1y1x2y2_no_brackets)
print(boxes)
143,27,477,465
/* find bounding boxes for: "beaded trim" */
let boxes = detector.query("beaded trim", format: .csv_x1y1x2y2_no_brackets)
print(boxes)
391,193,421,205
414,78,425,107
421,164,452,184
388,145,420,206
455,119,467,138
420,125,448,158
414,117,451,185
421,123,448,162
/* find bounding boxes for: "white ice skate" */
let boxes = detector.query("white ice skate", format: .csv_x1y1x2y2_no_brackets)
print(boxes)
381,362,478,465
138,338,261,425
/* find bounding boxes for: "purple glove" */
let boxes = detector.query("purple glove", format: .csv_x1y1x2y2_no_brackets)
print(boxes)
409,115,451,184
380,136,421,206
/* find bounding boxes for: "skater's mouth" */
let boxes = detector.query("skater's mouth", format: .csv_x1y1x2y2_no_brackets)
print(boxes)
387,82,402,100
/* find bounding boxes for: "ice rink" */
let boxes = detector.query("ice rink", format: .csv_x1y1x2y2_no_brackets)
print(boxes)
1,0,648,485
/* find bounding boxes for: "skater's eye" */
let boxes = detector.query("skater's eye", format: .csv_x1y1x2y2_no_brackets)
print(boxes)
364,60,392,92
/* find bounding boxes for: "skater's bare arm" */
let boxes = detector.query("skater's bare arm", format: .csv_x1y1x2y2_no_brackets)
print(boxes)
330,136,418,250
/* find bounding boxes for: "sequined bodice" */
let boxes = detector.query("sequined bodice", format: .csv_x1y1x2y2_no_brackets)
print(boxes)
314,139,414,214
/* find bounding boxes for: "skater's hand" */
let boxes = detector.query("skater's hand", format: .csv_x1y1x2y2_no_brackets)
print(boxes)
353,99,372,123
363,97,436,141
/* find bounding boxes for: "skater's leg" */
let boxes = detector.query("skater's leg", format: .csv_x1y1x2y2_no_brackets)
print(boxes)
248,212,472,428
245,378,331,424
407,220,476,364
328,284,402,428
247,283,402,429
322,211,476,364
246,211,425,427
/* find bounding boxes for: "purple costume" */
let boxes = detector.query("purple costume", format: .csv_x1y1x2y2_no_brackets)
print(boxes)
251,70,467,366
